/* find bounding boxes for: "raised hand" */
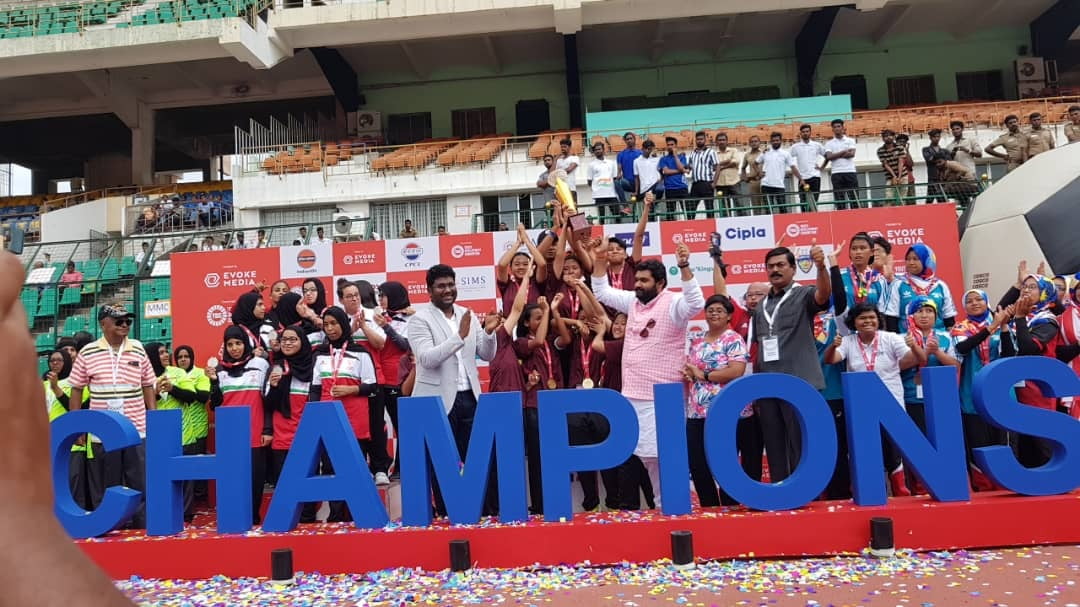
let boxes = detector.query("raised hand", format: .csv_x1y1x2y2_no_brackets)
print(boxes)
827,240,846,268
905,333,918,350
1017,260,1029,285
990,306,1010,331
675,243,690,266
458,309,472,339
809,238,826,268
537,295,549,311
483,311,501,333
1013,295,1033,319
832,334,843,349
1037,261,1048,277
551,292,564,310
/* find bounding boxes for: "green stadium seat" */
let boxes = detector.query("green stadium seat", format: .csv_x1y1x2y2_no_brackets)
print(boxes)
34,332,55,352
59,285,81,306
64,316,89,334
120,256,137,277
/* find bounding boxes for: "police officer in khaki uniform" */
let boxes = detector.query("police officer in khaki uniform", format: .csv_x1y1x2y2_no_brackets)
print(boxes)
985,114,1029,172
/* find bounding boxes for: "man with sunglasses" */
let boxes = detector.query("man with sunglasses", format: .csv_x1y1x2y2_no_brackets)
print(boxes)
591,241,703,508
67,304,157,530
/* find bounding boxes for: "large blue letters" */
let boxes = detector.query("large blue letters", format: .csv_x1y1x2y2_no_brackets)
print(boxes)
51,410,141,538
972,357,1080,495
145,407,254,535
398,392,527,526
843,367,969,505
538,388,637,521
705,373,836,510
263,402,389,531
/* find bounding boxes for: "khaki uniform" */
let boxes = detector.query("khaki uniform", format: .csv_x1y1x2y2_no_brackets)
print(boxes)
1065,123,1080,144
1025,128,1055,157
988,131,1028,172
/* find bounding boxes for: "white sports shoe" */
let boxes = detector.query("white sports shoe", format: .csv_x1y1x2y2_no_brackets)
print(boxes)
374,472,391,487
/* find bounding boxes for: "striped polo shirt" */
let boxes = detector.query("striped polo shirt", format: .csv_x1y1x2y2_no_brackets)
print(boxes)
68,337,156,438
688,147,718,183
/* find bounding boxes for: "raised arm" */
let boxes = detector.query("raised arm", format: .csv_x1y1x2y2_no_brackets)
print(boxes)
519,223,548,283
631,192,652,262
590,240,636,313
811,241,831,307
496,230,524,283
502,260,535,335
549,293,573,349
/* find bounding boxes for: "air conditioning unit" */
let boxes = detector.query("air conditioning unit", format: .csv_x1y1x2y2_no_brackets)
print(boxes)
333,213,367,240
1015,57,1045,83
355,111,381,133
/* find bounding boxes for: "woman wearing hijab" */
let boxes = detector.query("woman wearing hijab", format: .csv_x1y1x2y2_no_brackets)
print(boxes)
231,290,275,355
884,243,957,334
173,345,211,508
209,326,272,524
301,278,328,316
271,291,325,347
44,349,93,510
373,280,412,480
1058,274,1080,418
310,306,379,522
950,290,1010,490
146,342,202,522
265,326,322,523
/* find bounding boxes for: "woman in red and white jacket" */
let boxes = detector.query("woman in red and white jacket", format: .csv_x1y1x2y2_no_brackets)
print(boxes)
310,306,379,522
209,325,272,525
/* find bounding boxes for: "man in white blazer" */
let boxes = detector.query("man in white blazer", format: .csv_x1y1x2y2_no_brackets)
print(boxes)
406,263,499,516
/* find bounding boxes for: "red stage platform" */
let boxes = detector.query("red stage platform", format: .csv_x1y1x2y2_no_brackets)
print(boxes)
80,491,1080,580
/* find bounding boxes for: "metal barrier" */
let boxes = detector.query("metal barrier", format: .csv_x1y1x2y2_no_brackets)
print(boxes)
470,180,985,232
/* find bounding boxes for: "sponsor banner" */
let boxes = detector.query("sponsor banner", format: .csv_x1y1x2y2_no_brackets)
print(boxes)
279,242,333,280
453,265,497,304
334,273,389,293
715,215,775,251
385,270,430,303
661,252,715,292
387,236,440,273
333,239,385,275
774,211,830,248
439,234,495,267
659,219,717,253
603,221,662,257
719,249,770,284
143,300,171,319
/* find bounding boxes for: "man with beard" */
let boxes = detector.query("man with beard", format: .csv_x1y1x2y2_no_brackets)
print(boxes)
407,264,499,517
752,244,831,484
591,241,703,508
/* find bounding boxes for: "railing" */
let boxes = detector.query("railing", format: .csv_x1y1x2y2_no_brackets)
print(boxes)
0,0,272,39
470,180,986,232
125,197,234,235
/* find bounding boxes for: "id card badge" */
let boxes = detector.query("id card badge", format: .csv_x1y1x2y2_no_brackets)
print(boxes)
106,398,124,412
915,384,923,400
762,337,780,362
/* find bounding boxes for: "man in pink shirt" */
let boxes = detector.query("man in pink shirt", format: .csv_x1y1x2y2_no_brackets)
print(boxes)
592,241,703,508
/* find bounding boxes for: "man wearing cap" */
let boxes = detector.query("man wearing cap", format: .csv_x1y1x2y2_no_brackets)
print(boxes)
67,304,157,530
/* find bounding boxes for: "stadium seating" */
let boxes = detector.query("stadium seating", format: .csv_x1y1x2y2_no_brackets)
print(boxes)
0,0,261,39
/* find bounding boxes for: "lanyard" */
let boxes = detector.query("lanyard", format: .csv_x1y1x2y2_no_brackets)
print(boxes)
539,341,553,377
849,266,876,303
857,334,879,371
579,336,592,378
108,341,124,388
907,276,937,297
566,289,579,318
762,287,795,336
330,346,346,383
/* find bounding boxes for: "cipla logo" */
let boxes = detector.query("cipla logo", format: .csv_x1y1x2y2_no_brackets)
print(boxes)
401,243,424,261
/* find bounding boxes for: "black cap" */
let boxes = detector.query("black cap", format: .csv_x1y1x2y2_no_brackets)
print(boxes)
98,304,134,321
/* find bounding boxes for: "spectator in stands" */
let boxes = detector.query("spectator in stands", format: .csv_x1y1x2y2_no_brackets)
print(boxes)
228,233,250,250
536,154,557,201
1067,105,1080,143
433,226,445,237
399,220,418,239
876,129,906,203
712,133,741,217
633,140,663,205
298,226,309,244
658,136,689,217
135,242,154,265
136,207,159,233
757,132,800,213
1025,112,1055,158
615,132,642,206
686,131,717,218
498,222,510,231
947,121,982,176
257,229,268,248
31,261,44,270
587,142,620,222
985,115,1028,172
740,135,764,214
922,129,947,202
824,119,858,209
932,153,980,205
895,134,916,201
315,227,333,245
556,138,580,195
790,124,825,208
60,261,83,291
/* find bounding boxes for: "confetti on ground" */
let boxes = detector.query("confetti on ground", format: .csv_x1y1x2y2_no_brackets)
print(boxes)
118,545,1080,607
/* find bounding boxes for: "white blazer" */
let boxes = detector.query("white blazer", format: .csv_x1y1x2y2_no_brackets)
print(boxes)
406,303,496,413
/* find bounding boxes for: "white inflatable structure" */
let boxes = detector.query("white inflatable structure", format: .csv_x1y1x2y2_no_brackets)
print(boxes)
960,143,1080,299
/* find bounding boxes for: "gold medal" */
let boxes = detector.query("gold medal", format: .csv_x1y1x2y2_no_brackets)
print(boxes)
582,378,594,389
547,379,558,390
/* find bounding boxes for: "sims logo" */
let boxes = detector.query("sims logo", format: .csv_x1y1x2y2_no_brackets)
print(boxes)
401,243,424,261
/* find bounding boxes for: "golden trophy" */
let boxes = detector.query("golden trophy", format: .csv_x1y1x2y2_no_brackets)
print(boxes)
551,169,591,239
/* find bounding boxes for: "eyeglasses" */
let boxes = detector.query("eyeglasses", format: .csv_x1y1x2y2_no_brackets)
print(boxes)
639,318,656,338
280,336,300,344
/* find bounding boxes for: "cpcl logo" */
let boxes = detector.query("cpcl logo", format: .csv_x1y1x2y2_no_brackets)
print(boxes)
206,304,229,327
401,243,424,261
204,273,221,288
725,227,766,240
451,244,466,259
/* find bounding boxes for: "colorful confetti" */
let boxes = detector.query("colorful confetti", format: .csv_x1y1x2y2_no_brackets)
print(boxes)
117,545,1080,606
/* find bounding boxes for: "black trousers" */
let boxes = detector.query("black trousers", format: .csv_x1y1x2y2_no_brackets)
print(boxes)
689,181,715,218
271,443,371,523
568,412,619,511
250,446,269,524
383,386,401,475
88,442,147,529
68,449,92,511
524,407,543,514
686,416,763,507
762,186,788,213
830,173,859,209
754,398,801,482
366,387,392,475
926,180,947,202
615,455,656,510
1013,432,1053,469
904,402,928,491
595,197,621,223
962,412,1005,464
825,399,852,500
181,441,202,522
432,390,499,518
799,176,821,210
191,436,209,502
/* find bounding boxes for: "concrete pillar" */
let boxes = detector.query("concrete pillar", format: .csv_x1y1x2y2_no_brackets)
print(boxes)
130,102,155,186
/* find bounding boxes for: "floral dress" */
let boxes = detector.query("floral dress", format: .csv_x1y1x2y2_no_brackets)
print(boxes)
685,329,750,419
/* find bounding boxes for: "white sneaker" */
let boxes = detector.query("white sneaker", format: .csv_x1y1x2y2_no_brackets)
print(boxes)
374,472,391,487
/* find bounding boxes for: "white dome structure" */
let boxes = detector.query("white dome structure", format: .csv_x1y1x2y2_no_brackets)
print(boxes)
960,143,1080,299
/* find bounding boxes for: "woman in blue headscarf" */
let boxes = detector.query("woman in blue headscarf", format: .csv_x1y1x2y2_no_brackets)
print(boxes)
884,243,957,334
1000,273,1061,468
950,289,1010,490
